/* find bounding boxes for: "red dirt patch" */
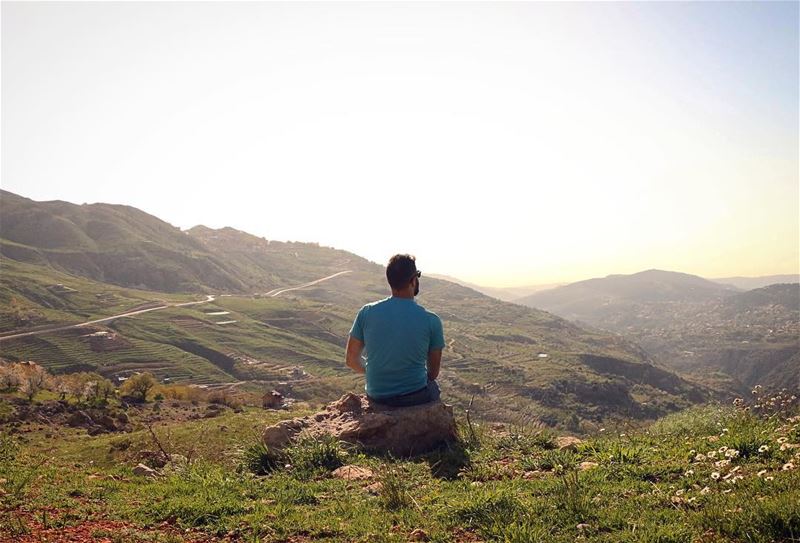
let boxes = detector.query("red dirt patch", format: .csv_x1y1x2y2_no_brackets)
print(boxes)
1,509,212,543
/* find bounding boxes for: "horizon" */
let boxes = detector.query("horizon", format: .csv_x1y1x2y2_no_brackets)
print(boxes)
2,2,798,287
4,187,799,289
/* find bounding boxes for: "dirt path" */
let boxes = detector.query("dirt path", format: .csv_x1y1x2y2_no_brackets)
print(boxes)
262,270,352,297
0,270,352,343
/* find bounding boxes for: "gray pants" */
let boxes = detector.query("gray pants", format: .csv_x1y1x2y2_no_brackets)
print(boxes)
370,380,441,407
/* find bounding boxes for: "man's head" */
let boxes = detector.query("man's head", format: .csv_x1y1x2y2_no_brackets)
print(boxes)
386,254,421,297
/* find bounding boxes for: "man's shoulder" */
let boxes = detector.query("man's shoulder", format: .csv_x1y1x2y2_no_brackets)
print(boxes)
416,303,442,322
359,297,391,311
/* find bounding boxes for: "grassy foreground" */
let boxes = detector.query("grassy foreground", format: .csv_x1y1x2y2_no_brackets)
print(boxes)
1,393,799,543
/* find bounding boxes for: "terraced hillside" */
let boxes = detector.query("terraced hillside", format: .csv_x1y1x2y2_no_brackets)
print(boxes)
0,191,714,427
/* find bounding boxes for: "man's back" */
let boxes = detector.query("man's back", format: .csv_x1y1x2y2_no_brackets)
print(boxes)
349,296,444,399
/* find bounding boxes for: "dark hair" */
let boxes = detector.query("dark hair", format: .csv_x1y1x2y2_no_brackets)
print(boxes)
386,254,417,290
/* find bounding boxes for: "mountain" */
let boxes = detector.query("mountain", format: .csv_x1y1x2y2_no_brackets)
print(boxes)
427,274,563,302
712,274,800,290
518,271,799,393
0,190,712,427
518,269,738,323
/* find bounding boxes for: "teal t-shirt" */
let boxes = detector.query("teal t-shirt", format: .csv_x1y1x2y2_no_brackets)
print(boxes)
349,296,445,399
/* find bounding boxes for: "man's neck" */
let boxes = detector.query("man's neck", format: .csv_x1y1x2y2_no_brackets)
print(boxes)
391,290,415,300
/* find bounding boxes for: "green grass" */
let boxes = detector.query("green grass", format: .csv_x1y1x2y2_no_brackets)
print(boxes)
2,400,799,542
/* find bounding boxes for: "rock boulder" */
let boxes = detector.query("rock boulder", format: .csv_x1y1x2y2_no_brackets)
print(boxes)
262,393,457,456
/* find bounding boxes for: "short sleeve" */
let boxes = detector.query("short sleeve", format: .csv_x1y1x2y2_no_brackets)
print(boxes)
428,313,445,351
349,306,366,342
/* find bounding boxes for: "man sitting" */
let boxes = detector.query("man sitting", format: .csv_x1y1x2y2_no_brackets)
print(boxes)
345,254,445,407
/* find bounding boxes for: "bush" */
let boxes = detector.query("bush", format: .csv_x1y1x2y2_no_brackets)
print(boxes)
242,443,286,476
286,436,345,479
120,372,157,402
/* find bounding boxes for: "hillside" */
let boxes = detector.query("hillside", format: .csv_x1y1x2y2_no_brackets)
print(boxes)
519,272,799,393
427,274,562,302
0,191,713,427
713,274,800,291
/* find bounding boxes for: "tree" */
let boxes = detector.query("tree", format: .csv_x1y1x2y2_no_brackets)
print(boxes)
120,372,157,402
15,362,49,402
0,364,21,391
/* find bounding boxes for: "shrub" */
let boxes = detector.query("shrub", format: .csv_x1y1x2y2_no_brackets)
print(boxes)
120,372,157,402
286,435,345,479
242,443,286,476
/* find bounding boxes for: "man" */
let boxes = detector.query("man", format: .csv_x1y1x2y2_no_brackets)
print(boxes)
345,254,445,407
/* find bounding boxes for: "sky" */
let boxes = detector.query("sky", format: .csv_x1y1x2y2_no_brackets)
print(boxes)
2,2,798,287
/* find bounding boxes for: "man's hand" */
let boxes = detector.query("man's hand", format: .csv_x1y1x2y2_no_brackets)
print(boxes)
345,336,366,374
427,349,442,381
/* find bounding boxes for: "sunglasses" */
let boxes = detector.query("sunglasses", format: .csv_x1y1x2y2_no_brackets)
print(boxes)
410,270,422,281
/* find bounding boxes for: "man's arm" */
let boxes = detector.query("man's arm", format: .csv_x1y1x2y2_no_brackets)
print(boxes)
345,336,366,374
427,349,442,381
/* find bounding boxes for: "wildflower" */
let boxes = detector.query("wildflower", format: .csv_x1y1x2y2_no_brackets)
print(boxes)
780,443,792,451
758,445,769,453
721,428,729,434
684,469,694,477
782,462,795,471
765,476,774,481
711,472,721,480
675,489,685,496
725,449,739,458
757,469,767,477
687,497,697,504
694,453,706,462
714,459,730,468
778,437,788,444
730,466,740,473
689,449,696,455
700,486,711,494
718,446,728,453
707,451,718,459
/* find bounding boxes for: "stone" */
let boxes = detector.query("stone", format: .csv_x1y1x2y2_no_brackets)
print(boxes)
67,410,93,428
364,482,383,495
332,465,374,480
261,393,457,456
579,461,599,471
262,390,284,409
97,415,118,432
132,463,158,477
556,436,583,451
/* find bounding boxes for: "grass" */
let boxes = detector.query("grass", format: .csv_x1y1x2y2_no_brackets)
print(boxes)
2,397,799,542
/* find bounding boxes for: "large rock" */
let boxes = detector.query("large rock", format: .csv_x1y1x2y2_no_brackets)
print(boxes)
261,393,457,456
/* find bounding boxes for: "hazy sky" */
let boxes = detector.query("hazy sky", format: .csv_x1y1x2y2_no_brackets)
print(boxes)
2,2,798,286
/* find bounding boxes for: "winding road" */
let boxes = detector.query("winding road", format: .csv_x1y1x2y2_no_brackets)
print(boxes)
0,271,352,343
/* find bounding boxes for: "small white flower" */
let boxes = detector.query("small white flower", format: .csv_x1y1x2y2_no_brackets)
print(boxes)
718,446,728,453
778,437,788,444
765,476,774,481
707,451,718,459
684,469,694,477
759,445,769,453
711,472,721,480
694,453,707,462
782,462,795,471
757,469,767,477
675,489,685,496
700,486,711,494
